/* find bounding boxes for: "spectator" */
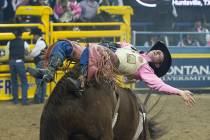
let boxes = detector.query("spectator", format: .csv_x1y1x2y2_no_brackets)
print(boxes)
54,0,81,23
53,0,70,22
29,28,47,104
68,0,81,22
194,20,209,46
7,28,29,105
79,0,99,22
178,34,200,47
0,0,7,23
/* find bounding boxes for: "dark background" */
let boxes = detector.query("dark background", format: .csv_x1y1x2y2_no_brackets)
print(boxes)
123,0,210,31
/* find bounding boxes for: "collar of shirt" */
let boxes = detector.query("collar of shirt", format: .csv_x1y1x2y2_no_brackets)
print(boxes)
37,37,44,42
140,53,151,62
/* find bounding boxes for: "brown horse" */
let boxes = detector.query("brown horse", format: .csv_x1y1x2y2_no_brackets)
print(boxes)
40,71,163,140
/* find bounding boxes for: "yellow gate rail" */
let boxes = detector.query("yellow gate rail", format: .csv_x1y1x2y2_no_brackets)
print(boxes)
50,22,127,44
0,24,42,40
0,6,133,100
98,6,133,43
16,6,53,45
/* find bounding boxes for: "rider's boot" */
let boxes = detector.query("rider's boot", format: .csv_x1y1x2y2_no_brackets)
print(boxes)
67,64,88,96
27,55,63,82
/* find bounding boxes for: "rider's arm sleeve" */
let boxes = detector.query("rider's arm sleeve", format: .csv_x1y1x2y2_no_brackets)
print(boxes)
30,40,46,58
138,64,181,95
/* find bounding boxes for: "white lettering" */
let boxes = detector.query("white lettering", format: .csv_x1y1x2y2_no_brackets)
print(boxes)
161,64,210,88
0,79,11,94
185,66,192,74
200,66,210,74
168,65,210,75
191,66,199,75
173,0,204,6
163,75,210,81
203,0,210,5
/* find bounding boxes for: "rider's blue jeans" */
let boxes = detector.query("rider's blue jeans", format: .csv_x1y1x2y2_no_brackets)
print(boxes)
51,40,89,75
50,40,73,61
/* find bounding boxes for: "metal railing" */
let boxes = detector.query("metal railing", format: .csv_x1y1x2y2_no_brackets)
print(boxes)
50,22,126,44
132,31,210,47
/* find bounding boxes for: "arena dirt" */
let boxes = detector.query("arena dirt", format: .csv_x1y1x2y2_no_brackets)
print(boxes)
0,94,210,140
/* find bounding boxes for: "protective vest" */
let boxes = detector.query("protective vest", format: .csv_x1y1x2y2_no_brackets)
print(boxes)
115,47,147,75
9,38,25,60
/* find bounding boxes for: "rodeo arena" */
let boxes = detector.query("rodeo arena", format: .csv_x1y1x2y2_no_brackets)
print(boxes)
0,0,210,140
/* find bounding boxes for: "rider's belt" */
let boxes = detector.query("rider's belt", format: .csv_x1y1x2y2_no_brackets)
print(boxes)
115,48,146,75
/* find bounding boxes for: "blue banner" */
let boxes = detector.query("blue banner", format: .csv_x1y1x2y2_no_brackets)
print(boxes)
135,58,210,89
162,58,210,88
134,47,210,90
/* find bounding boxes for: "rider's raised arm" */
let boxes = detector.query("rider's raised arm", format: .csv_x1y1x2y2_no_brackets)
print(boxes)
137,63,195,107
137,63,181,95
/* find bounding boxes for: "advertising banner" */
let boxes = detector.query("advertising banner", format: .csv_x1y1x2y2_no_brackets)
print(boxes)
172,0,210,6
135,58,210,90
0,71,64,100
162,58,210,88
0,74,37,100
134,47,210,90
132,0,210,7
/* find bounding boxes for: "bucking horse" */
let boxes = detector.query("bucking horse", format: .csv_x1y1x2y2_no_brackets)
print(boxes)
40,68,165,140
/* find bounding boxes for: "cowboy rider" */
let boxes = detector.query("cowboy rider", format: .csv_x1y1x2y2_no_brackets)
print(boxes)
27,40,195,107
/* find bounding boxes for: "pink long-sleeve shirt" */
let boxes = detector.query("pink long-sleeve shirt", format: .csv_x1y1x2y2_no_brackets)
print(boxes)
134,54,182,95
